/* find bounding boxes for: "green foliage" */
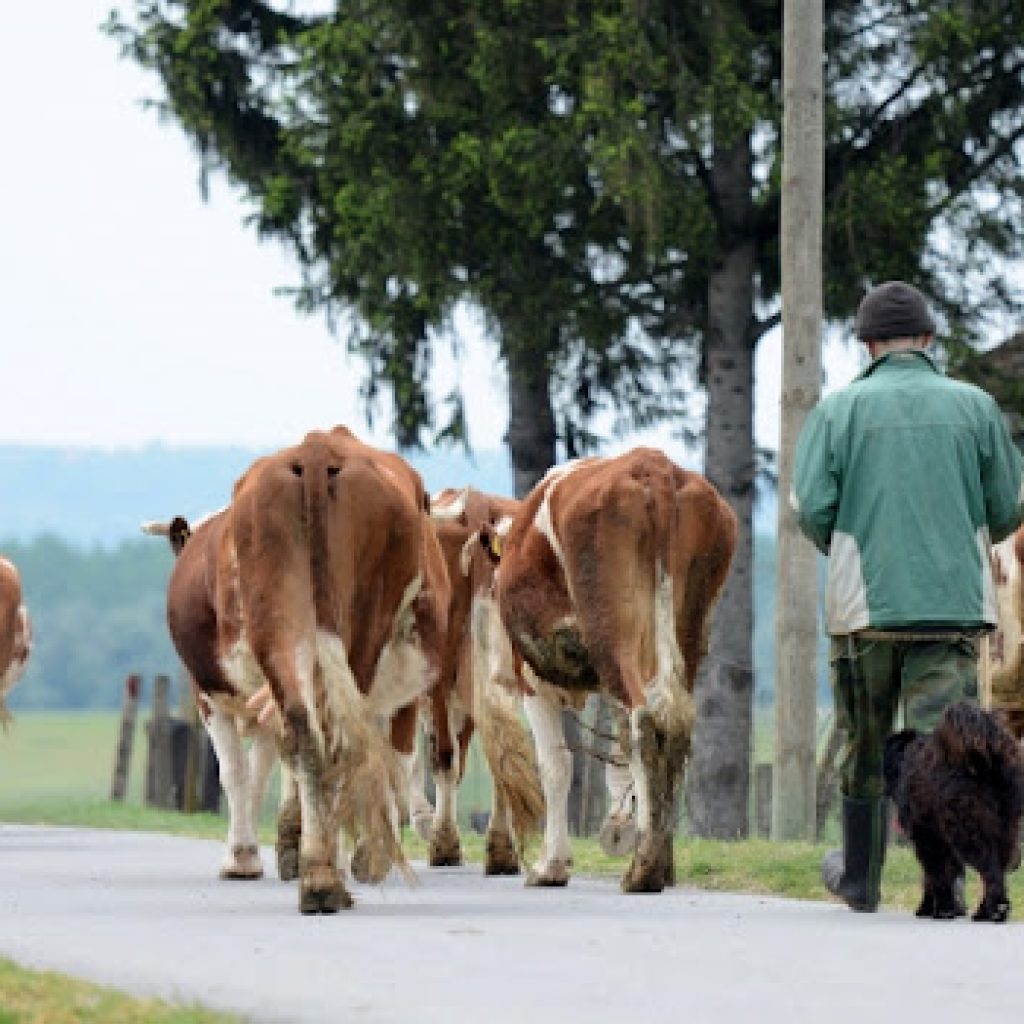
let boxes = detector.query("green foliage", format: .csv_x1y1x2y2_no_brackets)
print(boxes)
106,1,1024,448
2,537,176,711
105,0,695,452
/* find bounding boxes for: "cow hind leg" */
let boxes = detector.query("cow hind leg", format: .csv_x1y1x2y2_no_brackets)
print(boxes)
405,734,435,842
484,783,521,876
283,704,352,914
425,700,464,867
428,758,463,867
523,692,573,887
276,763,301,882
621,708,686,894
204,705,263,880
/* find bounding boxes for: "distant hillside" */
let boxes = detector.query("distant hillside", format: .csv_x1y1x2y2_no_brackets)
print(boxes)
0,444,514,546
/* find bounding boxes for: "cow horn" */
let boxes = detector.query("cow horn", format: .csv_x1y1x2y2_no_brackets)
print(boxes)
140,520,171,537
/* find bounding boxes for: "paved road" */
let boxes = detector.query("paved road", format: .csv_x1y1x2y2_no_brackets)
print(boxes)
0,825,1018,1023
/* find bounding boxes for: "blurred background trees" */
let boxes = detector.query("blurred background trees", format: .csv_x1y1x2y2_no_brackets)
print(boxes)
105,0,1024,835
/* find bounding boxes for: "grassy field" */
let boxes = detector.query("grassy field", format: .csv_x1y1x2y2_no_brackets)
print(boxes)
0,958,241,1024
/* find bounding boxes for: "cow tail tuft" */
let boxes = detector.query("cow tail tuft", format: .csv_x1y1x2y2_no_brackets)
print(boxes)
471,602,543,857
318,638,413,885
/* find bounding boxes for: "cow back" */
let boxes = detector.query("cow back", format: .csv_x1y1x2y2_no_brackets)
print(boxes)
228,426,442,697
496,449,736,702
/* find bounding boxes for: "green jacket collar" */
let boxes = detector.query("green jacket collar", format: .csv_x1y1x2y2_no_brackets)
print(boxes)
856,347,940,382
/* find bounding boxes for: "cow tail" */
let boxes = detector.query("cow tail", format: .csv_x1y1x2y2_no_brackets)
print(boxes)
304,467,336,631
471,605,543,855
317,638,414,885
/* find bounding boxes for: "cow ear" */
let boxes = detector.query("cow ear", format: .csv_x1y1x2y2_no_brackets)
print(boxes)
479,524,503,563
169,516,192,556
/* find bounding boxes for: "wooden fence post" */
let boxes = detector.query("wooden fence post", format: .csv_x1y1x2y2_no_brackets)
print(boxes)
110,673,142,801
754,764,773,838
146,673,174,809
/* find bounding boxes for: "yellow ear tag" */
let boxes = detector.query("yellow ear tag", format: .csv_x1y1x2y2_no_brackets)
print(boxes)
490,533,504,558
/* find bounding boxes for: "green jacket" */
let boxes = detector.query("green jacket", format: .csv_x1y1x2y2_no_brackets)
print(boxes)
792,349,1024,635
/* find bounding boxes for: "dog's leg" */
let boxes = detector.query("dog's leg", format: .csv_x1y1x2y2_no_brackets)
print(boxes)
916,877,937,919
913,830,959,920
973,854,1010,923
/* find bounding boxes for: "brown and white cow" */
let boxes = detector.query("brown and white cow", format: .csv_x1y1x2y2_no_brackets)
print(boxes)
412,486,543,874
152,426,449,913
488,449,736,892
0,556,31,724
144,508,283,881
986,527,1024,740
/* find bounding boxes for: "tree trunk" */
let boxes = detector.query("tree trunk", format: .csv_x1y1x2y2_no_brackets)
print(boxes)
505,342,557,499
686,137,756,839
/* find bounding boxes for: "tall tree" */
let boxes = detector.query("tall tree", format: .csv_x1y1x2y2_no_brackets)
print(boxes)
109,1,1024,836
106,1,690,496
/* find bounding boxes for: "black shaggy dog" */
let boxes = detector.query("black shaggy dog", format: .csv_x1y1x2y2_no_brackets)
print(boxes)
883,702,1024,922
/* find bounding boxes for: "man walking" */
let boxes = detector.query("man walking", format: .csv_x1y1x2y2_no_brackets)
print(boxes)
792,280,1024,912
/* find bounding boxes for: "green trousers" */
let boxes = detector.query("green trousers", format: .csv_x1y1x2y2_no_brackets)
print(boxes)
830,632,980,800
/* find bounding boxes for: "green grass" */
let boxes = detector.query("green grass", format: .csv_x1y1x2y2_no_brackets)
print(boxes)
0,957,241,1024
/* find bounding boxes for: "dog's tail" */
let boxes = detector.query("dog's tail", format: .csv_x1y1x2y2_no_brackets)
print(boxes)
933,702,1024,821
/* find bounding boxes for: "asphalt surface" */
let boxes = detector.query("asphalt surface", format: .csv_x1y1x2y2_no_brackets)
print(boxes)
0,824,1019,1023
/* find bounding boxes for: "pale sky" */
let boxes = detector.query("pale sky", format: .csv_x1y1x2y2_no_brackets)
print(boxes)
0,2,864,460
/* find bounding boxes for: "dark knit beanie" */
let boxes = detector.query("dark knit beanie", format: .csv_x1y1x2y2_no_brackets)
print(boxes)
854,281,936,341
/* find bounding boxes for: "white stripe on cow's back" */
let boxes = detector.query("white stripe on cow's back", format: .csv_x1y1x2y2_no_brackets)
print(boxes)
191,505,228,532
532,460,590,603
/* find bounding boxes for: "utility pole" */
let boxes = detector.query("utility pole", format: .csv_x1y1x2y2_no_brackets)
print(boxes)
773,0,823,839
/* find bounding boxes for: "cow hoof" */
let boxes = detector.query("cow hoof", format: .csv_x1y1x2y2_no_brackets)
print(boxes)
351,840,391,885
525,860,571,887
428,825,463,867
276,843,300,882
299,867,353,914
620,867,666,894
484,830,520,876
412,809,434,842
598,813,638,858
219,844,263,880
621,853,669,894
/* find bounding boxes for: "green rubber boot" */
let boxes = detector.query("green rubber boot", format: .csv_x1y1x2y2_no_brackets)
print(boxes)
821,797,887,912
